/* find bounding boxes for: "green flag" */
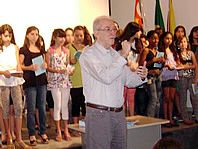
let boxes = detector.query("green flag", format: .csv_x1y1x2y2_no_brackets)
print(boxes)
155,0,165,31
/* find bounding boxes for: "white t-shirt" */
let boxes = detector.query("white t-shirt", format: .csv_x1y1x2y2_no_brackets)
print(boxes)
0,44,24,86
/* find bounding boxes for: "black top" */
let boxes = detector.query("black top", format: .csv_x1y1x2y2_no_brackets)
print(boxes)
19,47,47,89
191,44,198,54
146,50,156,70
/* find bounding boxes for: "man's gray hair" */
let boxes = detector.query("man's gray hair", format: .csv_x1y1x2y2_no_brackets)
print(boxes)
93,15,113,32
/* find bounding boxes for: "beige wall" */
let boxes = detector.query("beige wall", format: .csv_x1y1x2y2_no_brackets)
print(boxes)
0,0,109,48
110,0,198,35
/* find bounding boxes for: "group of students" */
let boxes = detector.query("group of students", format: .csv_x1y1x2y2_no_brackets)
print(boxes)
0,16,197,149
117,22,198,127
0,24,92,148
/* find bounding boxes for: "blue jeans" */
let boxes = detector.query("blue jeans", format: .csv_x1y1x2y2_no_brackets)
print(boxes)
178,77,198,121
25,85,47,136
146,75,162,117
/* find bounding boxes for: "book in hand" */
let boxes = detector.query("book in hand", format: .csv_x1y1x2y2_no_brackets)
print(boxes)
156,52,164,58
74,51,82,60
32,55,46,76
9,70,23,77
154,63,163,68
9,70,23,74
154,52,164,68
192,84,198,95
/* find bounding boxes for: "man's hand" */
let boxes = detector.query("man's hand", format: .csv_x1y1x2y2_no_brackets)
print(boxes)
120,40,130,59
136,61,148,80
129,60,138,72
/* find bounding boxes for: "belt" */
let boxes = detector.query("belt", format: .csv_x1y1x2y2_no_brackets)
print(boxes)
86,103,123,112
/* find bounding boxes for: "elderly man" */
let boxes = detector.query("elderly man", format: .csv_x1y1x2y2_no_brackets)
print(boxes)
79,15,147,149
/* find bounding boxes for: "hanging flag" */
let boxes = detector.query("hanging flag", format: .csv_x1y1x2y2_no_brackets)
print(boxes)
155,0,165,31
134,0,143,26
167,0,176,34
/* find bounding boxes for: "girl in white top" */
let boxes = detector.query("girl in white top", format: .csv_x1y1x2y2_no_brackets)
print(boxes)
0,24,30,148
159,32,179,127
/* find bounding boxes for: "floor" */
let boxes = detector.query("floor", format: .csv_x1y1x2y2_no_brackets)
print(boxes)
162,121,198,149
1,129,82,149
1,113,198,149
1,111,82,149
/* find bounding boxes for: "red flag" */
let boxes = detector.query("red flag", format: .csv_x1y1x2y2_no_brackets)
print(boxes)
134,0,143,26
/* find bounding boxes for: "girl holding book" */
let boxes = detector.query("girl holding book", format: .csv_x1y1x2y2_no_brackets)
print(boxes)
0,24,30,148
46,29,72,141
158,32,179,127
68,25,90,125
139,30,165,117
19,26,48,146
177,36,198,125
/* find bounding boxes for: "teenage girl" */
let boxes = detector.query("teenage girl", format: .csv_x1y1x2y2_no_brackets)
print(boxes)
46,29,72,141
115,22,142,116
159,32,179,127
177,36,198,125
19,26,48,146
0,24,30,149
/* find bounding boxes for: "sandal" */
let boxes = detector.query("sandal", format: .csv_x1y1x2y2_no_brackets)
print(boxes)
15,140,32,149
55,134,62,142
29,136,37,146
35,125,39,130
7,139,15,149
12,135,16,143
38,133,49,144
64,133,72,141
1,133,7,145
46,124,51,129
71,131,81,137
2,139,7,145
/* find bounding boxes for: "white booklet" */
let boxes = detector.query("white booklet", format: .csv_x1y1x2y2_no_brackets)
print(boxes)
9,70,23,74
32,55,46,76
154,52,164,68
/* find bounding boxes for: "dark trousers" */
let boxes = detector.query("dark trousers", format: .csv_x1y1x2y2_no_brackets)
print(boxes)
135,87,149,116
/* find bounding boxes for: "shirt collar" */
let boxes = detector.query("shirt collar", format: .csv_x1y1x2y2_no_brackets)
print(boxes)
95,41,114,56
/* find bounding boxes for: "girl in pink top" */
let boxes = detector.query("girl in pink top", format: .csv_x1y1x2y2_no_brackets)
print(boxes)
159,32,179,127
46,29,72,142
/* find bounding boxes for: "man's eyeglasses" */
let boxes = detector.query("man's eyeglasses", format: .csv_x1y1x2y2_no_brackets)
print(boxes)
97,27,117,32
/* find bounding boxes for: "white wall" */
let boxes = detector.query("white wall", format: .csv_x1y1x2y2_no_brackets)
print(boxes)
0,0,109,48
110,0,198,36
111,0,194,108
80,0,109,33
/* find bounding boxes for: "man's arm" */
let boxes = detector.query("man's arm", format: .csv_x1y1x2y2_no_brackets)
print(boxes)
80,51,127,85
